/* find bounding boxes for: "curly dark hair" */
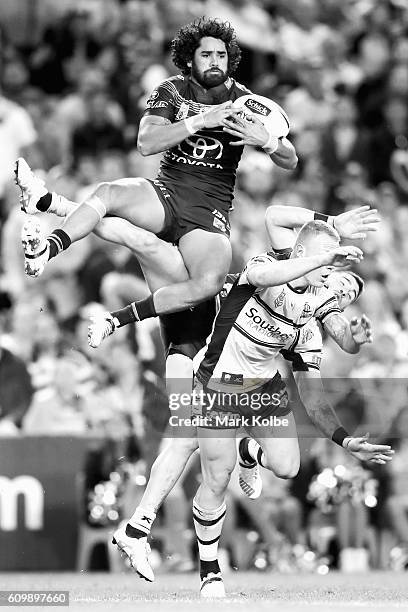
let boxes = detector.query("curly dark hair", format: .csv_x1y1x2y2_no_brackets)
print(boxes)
171,17,241,76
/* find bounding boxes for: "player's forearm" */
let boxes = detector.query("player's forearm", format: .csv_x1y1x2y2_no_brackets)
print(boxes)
323,313,360,354
247,254,324,288
266,205,314,231
138,121,194,155
295,373,343,439
269,138,298,170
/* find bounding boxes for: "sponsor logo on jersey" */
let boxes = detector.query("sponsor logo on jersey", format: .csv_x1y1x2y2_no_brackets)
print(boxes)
149,101,168,109
176,102,190,120
301,326,314,344
300,302,313,320
244,98,271,116
274,289,285,309
146,90,159,106
153,180,171,199
245,307,292,342
309,354,322,368
178,135,223,160
212,209,229,233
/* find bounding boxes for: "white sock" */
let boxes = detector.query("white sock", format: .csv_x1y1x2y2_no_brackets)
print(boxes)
193,497,226,564
128,506,156,536
49,193,78,217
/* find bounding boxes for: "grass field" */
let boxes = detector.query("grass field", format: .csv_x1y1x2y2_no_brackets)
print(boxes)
1,572,408,611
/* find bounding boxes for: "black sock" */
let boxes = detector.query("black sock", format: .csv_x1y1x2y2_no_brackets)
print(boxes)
239,437,256,467
111,304,137,328
200,559,220,580
47,229,71,260
37,192,52,212
133,295,157,321
125,523,148,539
112,295,157,328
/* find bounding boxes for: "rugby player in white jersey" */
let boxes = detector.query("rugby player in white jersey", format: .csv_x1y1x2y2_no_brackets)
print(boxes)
192,220,394,597
237,204,373,499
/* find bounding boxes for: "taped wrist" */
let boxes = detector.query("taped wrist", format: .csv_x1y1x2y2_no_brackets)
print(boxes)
262,133,279,155
184,114,205,135
314,212,335,228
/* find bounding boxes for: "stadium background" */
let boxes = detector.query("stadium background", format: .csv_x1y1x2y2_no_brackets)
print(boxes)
1,0,408,579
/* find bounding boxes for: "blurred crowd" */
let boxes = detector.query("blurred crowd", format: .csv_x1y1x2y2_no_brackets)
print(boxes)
1,0,408,572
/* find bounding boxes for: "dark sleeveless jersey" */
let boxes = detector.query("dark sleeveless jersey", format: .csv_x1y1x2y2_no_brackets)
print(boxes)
144,75,252,208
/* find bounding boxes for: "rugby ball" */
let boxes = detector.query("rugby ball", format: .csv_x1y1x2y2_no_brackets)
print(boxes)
232,94,290,138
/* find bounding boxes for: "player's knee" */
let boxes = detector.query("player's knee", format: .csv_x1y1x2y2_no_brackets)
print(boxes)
193,270,225,302
204,460,233,496
93,181,114,212
268,455,300,479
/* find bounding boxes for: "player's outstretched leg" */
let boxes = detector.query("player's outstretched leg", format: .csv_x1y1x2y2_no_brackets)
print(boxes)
112,441,199,580
15,159,166,277
113,355,198,579
237,437,263,499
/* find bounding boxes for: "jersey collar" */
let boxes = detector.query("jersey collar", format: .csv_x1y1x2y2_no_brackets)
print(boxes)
287,282,308,294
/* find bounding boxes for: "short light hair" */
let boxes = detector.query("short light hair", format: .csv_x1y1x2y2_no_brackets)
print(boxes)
294,220,340,249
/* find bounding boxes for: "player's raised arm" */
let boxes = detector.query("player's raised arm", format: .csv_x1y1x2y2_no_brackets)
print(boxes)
322,312,373,354
294,369,394,465
266,205,381,250
246,245,363,288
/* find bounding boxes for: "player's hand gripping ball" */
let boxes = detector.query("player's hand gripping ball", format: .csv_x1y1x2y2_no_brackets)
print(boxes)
231,94,290,138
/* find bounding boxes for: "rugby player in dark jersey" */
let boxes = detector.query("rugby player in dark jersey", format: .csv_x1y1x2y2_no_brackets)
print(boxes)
15,17,297,334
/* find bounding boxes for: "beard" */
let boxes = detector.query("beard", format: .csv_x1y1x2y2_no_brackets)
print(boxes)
191,60,228,88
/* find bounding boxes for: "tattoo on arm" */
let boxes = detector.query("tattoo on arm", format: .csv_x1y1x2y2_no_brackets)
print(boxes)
295,372,342,439
324,313,358,353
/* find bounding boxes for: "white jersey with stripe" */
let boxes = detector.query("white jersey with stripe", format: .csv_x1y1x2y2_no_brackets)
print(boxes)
196,252,340,391
281,317,323,372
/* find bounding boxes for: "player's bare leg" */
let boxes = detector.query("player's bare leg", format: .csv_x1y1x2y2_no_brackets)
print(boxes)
193,430,237,598
17,161,231,317
113,353,199,580
153,229,231,312
94,217,189,291
18,174,166,277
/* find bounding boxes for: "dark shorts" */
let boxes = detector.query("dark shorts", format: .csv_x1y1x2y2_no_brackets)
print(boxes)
159,298,216,360
147,178,231,244
193,371,292,430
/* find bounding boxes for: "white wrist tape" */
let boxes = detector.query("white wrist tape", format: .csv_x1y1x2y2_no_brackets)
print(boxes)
184,114,205,135
342,437,353,449
262,133,279,155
